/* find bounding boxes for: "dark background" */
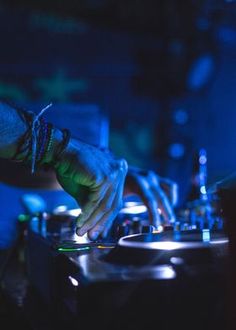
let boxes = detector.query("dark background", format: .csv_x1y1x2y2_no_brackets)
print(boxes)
0,0,236,206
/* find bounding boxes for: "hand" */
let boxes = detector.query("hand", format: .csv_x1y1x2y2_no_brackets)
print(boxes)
124,167,178,228
53,137,128,240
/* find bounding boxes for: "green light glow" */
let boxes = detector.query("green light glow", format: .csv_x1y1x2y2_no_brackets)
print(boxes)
18,214,31,222
58,246,90,252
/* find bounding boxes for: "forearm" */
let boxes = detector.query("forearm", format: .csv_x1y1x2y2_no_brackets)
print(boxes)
0,101,66,168
0,102,28,159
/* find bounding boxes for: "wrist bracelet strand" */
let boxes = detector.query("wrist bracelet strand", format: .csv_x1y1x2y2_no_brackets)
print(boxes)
11,103,53,173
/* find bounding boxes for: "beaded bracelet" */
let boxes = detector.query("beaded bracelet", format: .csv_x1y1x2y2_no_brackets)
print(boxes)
11,104,53,173
11,103,74,174
37,121,52,163
12,117,71,172
30,104,52,173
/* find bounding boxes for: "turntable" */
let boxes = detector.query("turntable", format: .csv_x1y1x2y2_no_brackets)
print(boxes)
24,201,229,330
105,229,228,266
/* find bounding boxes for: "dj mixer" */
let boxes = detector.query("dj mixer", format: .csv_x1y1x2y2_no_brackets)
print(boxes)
24,196,230,330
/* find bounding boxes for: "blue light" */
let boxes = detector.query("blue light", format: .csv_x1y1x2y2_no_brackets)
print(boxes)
200,186,207,195
187,54,215,91
202,229,210,242
168,143,185,159
218,26,236,44
68,276,79,287
173,109,189,125
199,155,207,165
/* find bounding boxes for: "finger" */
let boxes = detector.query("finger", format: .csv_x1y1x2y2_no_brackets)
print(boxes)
88,188,123,241
89,170,126,239
76,159,126,227
159,177,178,207
75,156,125,227
151,185,176,224
134,175,161,228
76,180,117,236
76,183,109,229
148,172,176,224
77,161,127,237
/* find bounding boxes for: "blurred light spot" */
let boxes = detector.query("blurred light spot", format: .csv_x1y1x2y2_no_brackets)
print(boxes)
157,225,164,232
199,155,207,165
173,109,188,125
170,257,184,265
67,209,82,217
73,232,90,244
218,26,236,43
21,194,47,213
210,239,229,245
120,205,147,214
153,241,183,250
159,265,176,279
187,54,215,90
18,214,31,222
53,206,81,217
68,276,79,287
168,143,185,159
200,186,207,195
202,229,210,242
54,205,67,213
124,201,140,208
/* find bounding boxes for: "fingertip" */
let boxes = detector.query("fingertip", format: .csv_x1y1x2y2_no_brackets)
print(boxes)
88,231,100,241
76,219,87,236
76,227,84,236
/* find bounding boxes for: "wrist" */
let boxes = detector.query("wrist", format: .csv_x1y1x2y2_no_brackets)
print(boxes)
41,127,63,165
42,127,71,167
